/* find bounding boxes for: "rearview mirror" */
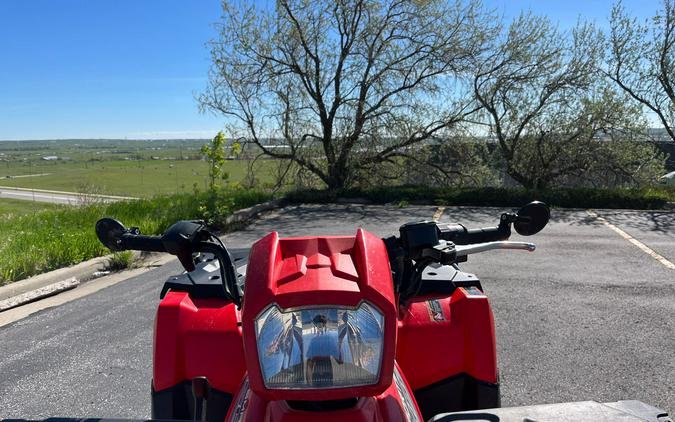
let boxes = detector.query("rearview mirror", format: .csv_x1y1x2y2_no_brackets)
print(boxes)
95,218,128,252
514,201,550,236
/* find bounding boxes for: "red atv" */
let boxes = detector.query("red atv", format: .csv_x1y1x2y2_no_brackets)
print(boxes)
92,202,670,422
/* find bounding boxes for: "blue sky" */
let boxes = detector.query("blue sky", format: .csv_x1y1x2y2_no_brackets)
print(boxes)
0,0,662,140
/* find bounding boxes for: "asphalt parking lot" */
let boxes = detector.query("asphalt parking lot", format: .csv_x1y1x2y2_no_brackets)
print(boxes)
0,204,673,418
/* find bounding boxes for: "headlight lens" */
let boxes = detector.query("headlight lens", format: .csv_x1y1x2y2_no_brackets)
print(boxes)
255,302,385,389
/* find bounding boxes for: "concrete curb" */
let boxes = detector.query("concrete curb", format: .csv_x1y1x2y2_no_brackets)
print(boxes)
0,255,111,302
0,198,285,315
0,251,171,307
224,198,286,226
0,277,80,312
0,266,166,328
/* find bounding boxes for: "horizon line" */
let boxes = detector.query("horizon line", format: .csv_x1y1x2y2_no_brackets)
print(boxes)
0,137,214,142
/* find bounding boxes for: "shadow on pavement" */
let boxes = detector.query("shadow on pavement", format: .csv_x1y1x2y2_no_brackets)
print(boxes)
595,210,675,234
236,203,675,236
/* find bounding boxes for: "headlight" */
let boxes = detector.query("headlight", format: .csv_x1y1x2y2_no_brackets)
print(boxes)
254,302,385,389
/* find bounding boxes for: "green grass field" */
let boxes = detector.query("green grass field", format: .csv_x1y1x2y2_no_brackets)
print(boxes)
0,158,279,197
0,139,285,197
0,139,206,162
0,198,60,216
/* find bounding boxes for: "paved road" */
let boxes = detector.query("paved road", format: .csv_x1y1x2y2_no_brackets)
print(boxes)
0,186,130,205
0,204,673,418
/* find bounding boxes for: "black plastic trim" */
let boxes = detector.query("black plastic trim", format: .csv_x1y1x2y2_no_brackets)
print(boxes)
151,381,233,422
417,264,483,295
159,248,249,299
286,398,360,412
414,373,500,421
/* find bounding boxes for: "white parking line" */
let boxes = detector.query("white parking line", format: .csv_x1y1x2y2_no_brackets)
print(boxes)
587,210,675,270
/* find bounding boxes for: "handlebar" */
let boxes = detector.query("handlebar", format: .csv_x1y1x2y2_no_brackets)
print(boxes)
392,202,550,303
118,233,166,253
438,223,510,245
95,218,242,307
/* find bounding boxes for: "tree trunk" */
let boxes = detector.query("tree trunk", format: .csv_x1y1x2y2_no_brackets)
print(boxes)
506,166,532,189
326,161,348,191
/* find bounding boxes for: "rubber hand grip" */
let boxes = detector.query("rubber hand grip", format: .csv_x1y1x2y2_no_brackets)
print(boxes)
119,234,166,252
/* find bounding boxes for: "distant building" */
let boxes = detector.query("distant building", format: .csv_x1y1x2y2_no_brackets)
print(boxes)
659,171,675,186
42,156,58,161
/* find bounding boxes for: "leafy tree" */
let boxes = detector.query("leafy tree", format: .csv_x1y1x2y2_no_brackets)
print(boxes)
200,0,495,190
472,14,664,189
201,131,229,190
352,137,498,188
607,0,675,142
231,140,242,158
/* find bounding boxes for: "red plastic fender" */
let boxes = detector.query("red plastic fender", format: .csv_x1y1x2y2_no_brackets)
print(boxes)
450,287,497,383
396,287,497,390
153,291,246,393
226,363,422,421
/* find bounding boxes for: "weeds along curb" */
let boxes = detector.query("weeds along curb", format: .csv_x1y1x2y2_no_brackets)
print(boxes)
0,198,285,314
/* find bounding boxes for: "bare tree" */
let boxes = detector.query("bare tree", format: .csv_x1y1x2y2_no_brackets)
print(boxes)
199,0,494,190
608,0,675,142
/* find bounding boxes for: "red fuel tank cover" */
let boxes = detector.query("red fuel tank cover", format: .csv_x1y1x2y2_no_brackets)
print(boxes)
241,229,397,401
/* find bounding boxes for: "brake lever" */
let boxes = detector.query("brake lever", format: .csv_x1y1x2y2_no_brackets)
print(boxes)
455,241,536,257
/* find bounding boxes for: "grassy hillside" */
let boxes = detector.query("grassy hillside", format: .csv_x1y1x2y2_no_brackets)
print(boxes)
0,159,279,197
0,198,60,216
0,189,270,284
